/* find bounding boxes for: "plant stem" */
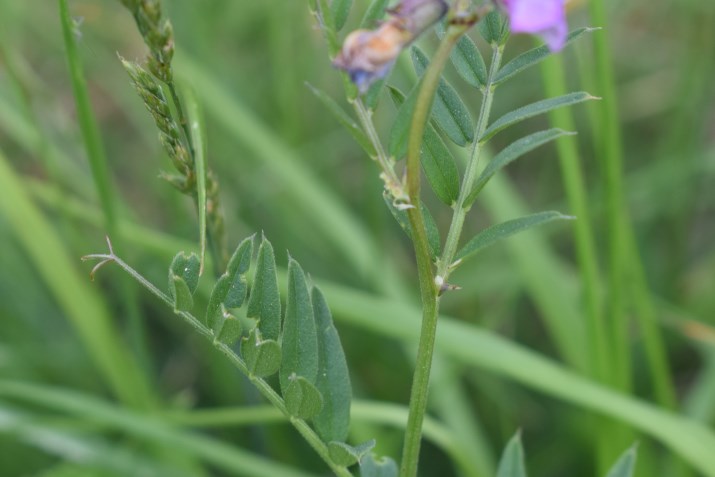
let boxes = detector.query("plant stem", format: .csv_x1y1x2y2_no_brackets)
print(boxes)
437,45,503,282
400,26,464,477
90,252,352,477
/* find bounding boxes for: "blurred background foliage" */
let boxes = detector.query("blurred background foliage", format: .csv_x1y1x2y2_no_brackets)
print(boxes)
0,0,714,476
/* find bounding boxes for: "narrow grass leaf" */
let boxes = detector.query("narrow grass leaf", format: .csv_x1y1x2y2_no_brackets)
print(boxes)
384,193,441,259
331,0,353,31
389,86,460,204
182,86,208,274
312,287,352,443
224,236,253,308
242,328,282,377
438,25,487,88
328,440,376,467
359,454,399,477
307,83,376,157
247,237,281,341
605,446,638,477
284,376,324,420
494,28,596,85
280,259,319,393
455,211,572,263
466,129,575,205
496,432,528,477
361,0,390,28
412,46,474,146
481,92,596,142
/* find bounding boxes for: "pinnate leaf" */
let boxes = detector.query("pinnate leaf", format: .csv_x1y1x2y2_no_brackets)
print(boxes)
312,287,352,442
456,212,573,263
247,237,281,341
168,252,200,296
216,305,242,345
280,259,319,393
170,274,193,312
328,440,376,467
438,24,486,88
481,92,596,142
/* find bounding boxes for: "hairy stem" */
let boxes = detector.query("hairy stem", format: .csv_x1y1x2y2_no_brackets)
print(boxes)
400,26,464,477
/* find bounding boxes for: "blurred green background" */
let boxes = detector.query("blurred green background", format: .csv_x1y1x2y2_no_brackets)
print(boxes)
0,0,714,476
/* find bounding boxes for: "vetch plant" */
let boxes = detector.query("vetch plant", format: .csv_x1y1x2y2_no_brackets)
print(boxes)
74,0,646,476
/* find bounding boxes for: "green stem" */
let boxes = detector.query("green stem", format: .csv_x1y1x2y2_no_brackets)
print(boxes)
87,250,352,477
437,45,503,282
587,0,632,394
400,27,463,477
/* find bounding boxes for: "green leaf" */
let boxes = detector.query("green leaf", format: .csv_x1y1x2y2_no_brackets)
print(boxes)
307,83,376,157
246,237,281,341
312,287,352,443
284,376,324,419
412,46,474,146
455,212,573,263
388,84,418,160
241,328,282,377
605,445,638,477
479,11,508,46
360,0,389,28
224,236,253,309
280,259,319,393
438,25,487,88
494,28,596,86
496,431,527,477
182,86,208,275
205,274,231,330
481,92,597,142
328,440,376,467
466,129,575,205
359,454,398,477
389,86,460,205
169,252,201,295
331,0,353,31
170,274,193,312
216,307,242,346
383,193,441,260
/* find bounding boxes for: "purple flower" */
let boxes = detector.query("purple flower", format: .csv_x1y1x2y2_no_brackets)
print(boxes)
502,0,568,51
334,0,447,93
